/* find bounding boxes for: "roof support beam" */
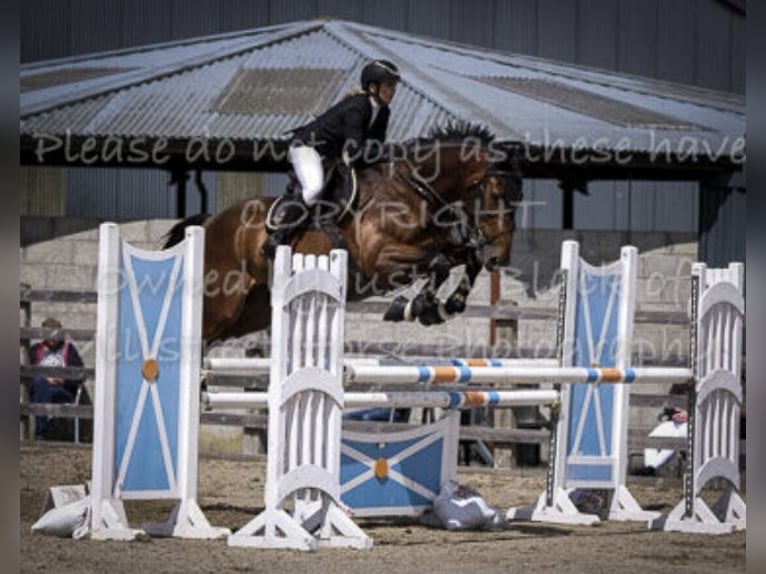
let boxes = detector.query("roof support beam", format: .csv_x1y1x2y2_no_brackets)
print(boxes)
557,173,589,230
170,169,188,219
562,185,574,230
195,170,208,214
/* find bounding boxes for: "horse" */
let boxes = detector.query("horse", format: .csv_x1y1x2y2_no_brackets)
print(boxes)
164,122,523,344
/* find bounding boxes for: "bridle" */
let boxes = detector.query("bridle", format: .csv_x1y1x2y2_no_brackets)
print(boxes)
464,166,521,247
394,159,520,254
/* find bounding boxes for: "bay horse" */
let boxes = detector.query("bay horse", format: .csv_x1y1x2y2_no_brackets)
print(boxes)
164,123,523,344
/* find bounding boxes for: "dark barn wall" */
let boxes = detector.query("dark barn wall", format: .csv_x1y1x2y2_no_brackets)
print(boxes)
21,0,745,93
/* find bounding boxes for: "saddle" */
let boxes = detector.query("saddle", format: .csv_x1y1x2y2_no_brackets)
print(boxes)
266,161,358,232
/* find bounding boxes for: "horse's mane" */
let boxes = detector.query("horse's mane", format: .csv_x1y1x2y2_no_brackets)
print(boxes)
396,121,495,156
425,120,495,145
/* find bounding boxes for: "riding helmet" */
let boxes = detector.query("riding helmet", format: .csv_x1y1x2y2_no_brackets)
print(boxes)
361,59,401,90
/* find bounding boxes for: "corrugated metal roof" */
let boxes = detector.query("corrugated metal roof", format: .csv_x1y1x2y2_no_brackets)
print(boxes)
21,67,138,92
471,77,702,130
215,68,348,115
20,19,745,166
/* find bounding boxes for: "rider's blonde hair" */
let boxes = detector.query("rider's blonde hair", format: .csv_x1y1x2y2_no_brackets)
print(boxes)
347,85,367,97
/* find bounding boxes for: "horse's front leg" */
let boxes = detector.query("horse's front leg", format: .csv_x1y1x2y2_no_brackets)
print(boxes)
443,247,483,317
383,253,452,325
411,253,453,325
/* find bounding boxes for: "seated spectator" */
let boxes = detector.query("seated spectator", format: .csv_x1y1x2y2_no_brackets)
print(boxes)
28,317,84,439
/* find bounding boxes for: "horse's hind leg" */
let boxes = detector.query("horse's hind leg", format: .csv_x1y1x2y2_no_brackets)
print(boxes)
203,288,247,344
213,284,272,341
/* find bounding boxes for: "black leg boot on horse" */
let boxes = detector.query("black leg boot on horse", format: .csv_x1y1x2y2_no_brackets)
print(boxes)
262,195,312,259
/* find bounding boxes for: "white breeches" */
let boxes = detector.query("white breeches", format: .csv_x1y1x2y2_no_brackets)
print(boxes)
288,145,324,206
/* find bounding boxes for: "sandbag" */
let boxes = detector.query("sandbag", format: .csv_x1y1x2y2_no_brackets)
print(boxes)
423,480,506,531
31,495,91,538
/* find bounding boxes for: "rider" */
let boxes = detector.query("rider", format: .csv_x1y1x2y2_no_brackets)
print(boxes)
262,59,401,258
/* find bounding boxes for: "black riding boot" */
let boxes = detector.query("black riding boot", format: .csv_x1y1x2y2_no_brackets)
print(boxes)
262,197,310,259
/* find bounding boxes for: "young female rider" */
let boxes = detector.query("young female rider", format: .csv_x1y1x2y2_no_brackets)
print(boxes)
262,59,400,257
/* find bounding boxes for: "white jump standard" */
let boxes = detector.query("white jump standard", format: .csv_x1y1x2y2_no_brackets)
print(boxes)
90,223,228,540
506,242,746,534
226,247,372,550
650,262,746,534
508,244,658,525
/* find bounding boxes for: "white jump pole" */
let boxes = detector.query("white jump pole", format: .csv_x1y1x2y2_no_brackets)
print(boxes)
204,389,561,410
203,357,559,373
344,365,692,386
204,356,381,372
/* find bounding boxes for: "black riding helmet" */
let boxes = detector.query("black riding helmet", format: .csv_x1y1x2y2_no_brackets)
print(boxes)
361,59,401,91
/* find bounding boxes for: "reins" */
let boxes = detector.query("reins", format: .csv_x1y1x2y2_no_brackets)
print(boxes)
392,160,492,248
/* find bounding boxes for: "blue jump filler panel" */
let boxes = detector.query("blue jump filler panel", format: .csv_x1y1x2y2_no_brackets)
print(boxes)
564,261,626,488
114,246,186,497
340,414,459,516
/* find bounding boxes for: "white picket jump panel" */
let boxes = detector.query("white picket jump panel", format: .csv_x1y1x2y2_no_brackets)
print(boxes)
652,262,746,534
90,222,228,541
227,246,371,551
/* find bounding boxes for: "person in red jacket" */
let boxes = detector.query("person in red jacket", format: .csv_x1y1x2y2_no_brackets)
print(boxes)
262,59,401,257
28,317,84,439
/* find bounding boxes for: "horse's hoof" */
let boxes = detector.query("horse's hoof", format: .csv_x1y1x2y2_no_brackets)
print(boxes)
418,306,445,326
383,295,409,322
444,296,466,315
413,296,444,327
410,294,428,318
416,298,447,326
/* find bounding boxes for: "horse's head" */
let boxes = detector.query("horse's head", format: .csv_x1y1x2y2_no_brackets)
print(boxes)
394,122,522,270
469,153,523,271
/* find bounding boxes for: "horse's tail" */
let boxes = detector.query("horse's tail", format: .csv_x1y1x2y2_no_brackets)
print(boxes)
163,213,211,248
